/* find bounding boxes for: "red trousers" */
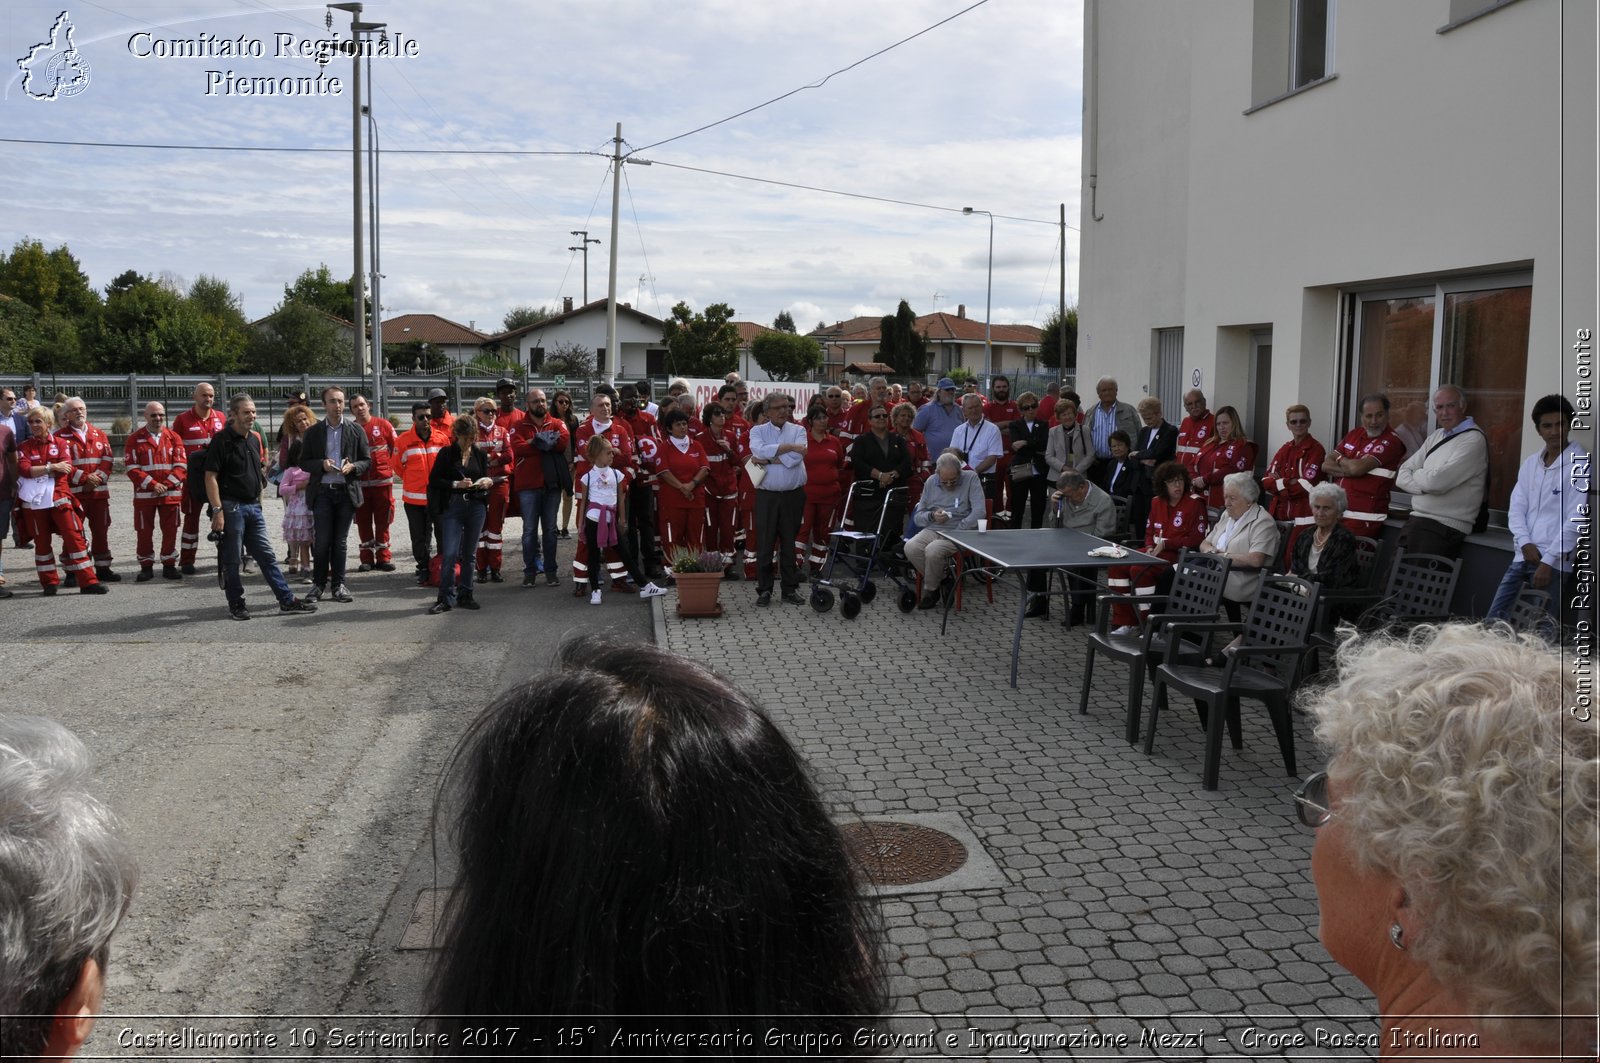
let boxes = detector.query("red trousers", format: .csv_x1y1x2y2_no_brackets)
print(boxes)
705,490,737,560
1107,560,1171,629
356,484,395,565
133,502,181,567
180,492,204,566
657,502,706,556
797,499,840,571
74,491,113,566
475,483,510,571
29,505,98,588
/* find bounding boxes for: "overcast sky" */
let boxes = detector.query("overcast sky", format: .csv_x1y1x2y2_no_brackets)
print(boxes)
3,0,1082,335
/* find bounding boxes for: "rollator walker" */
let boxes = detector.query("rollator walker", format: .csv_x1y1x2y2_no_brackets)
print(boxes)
809,480,912,620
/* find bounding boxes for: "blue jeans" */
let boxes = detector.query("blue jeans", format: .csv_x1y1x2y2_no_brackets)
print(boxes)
517,487,559,576
312,486,357,588
437,495,487,605
1486,558,1565,628
219,501,293,608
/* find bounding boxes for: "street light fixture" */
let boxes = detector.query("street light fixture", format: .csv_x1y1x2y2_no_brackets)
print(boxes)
962,207,994,382
568,230,601,304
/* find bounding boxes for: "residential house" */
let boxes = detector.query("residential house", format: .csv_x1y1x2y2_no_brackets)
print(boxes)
486,297,668,381
810,307,1043,381
381,314,489,366
1077,0,1596,611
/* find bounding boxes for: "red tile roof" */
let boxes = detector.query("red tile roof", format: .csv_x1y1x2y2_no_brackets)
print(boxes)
733,321,778,347
826,311,1042,346
382,313,487,345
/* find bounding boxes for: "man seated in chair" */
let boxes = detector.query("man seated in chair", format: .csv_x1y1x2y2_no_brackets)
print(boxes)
904,451,985,610
1046,469,1118,623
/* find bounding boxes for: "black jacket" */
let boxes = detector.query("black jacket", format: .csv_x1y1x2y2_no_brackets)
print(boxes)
298,419,372,505
1008,417,1051,477
850,430,912,484
427,444,491,516
1128,420,1179,499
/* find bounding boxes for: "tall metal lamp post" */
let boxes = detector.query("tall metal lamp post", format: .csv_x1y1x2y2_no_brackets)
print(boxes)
962,207,994,382
327,3,384,383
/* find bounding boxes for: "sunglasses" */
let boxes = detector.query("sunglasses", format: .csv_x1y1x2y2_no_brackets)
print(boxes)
869,413,888,420
1293,772,1334,828
1019,404,1037,411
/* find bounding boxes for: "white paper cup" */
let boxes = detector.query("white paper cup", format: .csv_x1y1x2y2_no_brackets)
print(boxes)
977,519,988,533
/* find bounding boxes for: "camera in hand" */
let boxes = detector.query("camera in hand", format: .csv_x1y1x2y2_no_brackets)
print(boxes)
207,528,225,544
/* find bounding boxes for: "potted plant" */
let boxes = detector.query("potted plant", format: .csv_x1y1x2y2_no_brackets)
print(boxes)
670,548,725,618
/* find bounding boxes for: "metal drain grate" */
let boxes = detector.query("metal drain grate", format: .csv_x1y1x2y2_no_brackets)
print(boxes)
841,820,968,886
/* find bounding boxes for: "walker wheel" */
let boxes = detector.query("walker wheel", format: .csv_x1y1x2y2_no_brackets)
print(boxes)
810,587,834,613
859,580,877,604
840,594,862,620
897,588,917,613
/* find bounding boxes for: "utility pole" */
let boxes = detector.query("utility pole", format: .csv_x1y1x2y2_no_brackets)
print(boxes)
330,3,366,375
569,230,600,304
604,123,622,387
1059,203,1067,390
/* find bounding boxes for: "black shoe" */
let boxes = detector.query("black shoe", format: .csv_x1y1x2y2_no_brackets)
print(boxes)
305,586,325,604
428,599,451,615
96,567,122,583
487,570,503,583
781,590,805,605
523,573,538,587
79,583,109,595
918,592,940,610
181,564,197,575
163,565,182,580
546,573,560,587
280,598,316,614
558,528,570,539
331,584,353,603
573,581,587,598
229,603,251,621
723,566,739,581
64,572,77,587
42,585,57,596
458,594,481,610
1024,602,1050,619
136,567,155,583
357,562,374,573
756,591,772,607
476,568,488,583
375,562,396,572
0,588,12,600
416,570,430,586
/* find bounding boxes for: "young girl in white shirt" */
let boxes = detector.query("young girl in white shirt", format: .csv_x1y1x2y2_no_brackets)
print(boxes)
578,436,667,605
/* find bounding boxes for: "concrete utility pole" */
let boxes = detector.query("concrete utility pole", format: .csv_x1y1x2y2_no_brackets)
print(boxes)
569,230,600,304
330,3,366,375
1059,202,1067,389
963,207,994,383
604,123,622,387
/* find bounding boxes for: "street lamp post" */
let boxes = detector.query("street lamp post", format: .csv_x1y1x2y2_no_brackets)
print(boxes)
327,3,384,381
962,207,994,383
569,231,600,304
364,102,384,414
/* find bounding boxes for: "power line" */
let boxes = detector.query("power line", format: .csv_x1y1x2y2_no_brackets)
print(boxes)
634,157,1068,228
0,137,604,156
620,164,663,319
632,0,992,154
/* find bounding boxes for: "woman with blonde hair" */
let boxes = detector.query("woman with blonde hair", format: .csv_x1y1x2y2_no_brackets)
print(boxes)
1299,624,1596,1059
1191,405,1256,511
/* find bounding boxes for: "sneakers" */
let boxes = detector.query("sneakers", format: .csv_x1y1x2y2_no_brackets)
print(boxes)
546,573,560,587
458,593,481,610
229,603,251,621
487,570,503,583
331,584,353,603
781,590,805,606
428,599,451,615
80,583,109,595
589,589,603,606
756,591,772,607
523,573,538,587
638,582,668,599
136,567,155,583
163,564,182,580
181,564,197,575
280,598,316,614
1110,624,1139,637
375,561,397,572
305,586,324,604
357,562,374,573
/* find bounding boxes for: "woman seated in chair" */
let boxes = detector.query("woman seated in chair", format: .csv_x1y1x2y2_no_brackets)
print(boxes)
425,636,886,1051
1286,482,1360,589
1105,460,1210,636
1199,471,1279,624
1100,431,1140,503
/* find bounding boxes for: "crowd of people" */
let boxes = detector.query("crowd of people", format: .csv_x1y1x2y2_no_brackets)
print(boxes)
3,623,1593,1059
0,374,1585,634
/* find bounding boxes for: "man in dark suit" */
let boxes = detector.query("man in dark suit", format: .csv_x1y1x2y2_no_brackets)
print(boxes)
1128,396,1179,540
298,386,371,602
1007,392,1052,529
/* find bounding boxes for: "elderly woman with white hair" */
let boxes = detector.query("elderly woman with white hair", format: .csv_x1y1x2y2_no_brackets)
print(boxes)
1298,625,1597,1058
1286,481,1360,589
903,450,985,609
1198,471,1278,622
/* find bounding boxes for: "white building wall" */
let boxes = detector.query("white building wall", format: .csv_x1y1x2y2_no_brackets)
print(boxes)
1079,0,1594,464
502,312,665,381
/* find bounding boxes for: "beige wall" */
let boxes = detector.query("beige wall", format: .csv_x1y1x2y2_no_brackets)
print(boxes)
1080,0,1594,462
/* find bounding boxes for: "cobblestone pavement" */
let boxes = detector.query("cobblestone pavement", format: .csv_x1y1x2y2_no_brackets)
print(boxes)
657,566,1379,1059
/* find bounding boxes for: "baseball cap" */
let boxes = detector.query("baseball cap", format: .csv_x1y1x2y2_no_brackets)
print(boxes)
936,377,956,391
495,377,515,390
426,388,448,400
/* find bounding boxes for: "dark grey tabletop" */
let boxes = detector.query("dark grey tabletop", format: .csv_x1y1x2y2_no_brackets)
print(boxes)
938,527,1164,570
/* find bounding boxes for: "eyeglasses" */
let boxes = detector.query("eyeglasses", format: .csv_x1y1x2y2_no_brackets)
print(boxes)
869,412,888,420
1019,404,1037,411
1292,771,1334,828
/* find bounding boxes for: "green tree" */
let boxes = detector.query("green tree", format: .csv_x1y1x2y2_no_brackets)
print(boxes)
0,238,99,318
877,299,930,376
284,264,357,323
542,340,596,379
502,304,553,332
188,274,250,371
0,240,100,369
244,298,350,374
1038,307,1078,372
772,310,796,333
661,301,739,378
750,331,821,381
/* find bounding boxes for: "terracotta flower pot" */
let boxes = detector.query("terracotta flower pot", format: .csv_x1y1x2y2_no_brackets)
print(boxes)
674,570,724,618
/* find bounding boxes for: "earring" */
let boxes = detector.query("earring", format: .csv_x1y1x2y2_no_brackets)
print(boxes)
1389,922,1406,951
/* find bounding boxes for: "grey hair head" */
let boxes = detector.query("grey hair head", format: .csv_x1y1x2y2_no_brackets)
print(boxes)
1059,469,1088,492
1309,481,1347,514
1223,471,1259,503
0,716,137,1059
934,452,963,474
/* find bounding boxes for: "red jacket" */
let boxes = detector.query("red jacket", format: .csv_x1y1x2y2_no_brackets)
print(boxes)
1193,438,1256,509
1176,411,1215,474
509,413,571,492
124,425,187,505
573,418,635,489
705,423,740,494
474,421,512,486
355,416,399,487
896,427,931,506
1145,493,1210,562
656,436,710,509
17,435,74,508
1331,426,1405,531
495,406,527,437
803,433,850,505
55,424,113,499
1262,435,1325,524
171,407,227,458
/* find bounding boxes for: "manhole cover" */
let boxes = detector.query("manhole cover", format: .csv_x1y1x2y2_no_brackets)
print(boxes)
841,820,968,886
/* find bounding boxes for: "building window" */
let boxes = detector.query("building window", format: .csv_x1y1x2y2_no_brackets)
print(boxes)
1250,0,1336,110
646,348,666,377
527,346,545,371
596,346,606,373
1347,273,1531,515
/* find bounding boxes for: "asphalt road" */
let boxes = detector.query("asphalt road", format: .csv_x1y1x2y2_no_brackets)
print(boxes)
0,478,651,1049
